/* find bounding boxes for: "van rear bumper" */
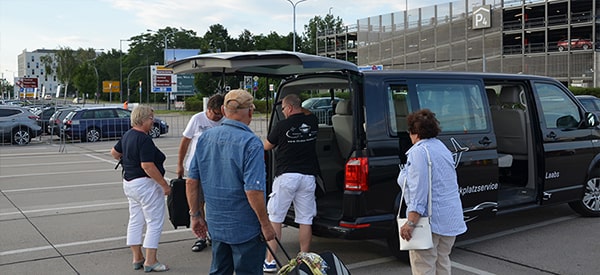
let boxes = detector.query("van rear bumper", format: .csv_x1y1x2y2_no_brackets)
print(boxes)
286,214,395,240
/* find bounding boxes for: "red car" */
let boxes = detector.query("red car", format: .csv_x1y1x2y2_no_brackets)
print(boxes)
557,38,593,51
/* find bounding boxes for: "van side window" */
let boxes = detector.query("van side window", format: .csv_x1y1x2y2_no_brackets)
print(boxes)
415,83,487,132
387,84,409,133
535,83,581,129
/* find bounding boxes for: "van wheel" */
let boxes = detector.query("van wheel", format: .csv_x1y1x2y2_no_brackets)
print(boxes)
149,125,161,138
569,172,600,217
12,128,31,145
85,128,101,142
386,223,410,262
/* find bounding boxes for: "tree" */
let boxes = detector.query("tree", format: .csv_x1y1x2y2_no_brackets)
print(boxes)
301,14,344,54
203,24,231,53
40,47,85,104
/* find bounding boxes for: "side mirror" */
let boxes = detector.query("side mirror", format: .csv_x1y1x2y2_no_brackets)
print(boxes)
584,112,600,127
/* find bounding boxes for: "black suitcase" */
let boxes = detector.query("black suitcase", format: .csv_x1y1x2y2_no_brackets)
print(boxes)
167,177,190,229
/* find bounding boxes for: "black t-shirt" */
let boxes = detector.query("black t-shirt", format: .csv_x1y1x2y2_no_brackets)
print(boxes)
114,129,166,181
267,113,319,176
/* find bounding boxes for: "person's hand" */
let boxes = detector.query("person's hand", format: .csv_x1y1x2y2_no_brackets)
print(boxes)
162,185,171,196
261,223,276,241
191,217,208,239
400,223,414,241
176,165,184,179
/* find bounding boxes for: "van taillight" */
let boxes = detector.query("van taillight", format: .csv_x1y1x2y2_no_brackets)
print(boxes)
345,157,368,191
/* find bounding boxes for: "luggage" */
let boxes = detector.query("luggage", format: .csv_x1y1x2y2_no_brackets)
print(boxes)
266,237,350,275
167,177,190,229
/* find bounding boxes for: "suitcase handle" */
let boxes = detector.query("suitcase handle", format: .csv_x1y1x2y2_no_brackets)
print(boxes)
263,235,290,267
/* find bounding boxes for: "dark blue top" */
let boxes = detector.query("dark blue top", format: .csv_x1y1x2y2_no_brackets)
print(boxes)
267,113,319,176
114,129,165,181
189,118,266,244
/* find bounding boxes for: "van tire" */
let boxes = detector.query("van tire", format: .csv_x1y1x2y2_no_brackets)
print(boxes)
569,171,600,217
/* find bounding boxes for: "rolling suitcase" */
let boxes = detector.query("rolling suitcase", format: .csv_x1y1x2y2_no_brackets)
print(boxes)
167,177,190,229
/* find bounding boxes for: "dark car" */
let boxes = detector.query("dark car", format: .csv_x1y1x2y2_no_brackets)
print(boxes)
301,97,340,125
62,107,169,142
0,106,43,145
557,38,593,51
47,107,79,137
576,95,600,117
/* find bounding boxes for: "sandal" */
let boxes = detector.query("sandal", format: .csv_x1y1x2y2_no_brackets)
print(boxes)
144,262,169,272
191,239,207,252
133,259,145,270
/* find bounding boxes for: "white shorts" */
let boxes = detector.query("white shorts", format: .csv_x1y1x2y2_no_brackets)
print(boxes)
267,173,316,225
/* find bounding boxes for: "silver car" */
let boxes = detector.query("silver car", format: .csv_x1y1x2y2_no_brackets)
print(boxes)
0,106,43,145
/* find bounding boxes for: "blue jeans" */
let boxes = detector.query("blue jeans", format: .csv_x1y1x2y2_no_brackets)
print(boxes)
210,235,266,275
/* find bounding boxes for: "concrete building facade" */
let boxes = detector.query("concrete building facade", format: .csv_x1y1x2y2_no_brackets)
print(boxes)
16,49,59,98
317,0,599,88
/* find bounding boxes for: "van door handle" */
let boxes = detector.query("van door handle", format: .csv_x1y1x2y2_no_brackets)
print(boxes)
479,136,491,146
546,132,557,139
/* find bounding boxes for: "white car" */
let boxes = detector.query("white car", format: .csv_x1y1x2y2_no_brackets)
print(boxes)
44,95,52,100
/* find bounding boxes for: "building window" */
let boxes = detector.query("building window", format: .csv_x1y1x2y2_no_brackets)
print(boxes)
31,69,35,74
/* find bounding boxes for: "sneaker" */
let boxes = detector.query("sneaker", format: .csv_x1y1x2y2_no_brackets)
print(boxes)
263,260,277,273
191,239,207,252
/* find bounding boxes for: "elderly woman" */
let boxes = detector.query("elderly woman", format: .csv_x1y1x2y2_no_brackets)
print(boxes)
397,109,467,275
111,105,171,272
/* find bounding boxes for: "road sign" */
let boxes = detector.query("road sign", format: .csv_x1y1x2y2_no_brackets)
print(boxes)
102,81,120,93
151,65,177,93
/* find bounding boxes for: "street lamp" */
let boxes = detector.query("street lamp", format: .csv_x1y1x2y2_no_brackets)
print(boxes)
286,0,308,52
120,39,131,103
127,65,147,104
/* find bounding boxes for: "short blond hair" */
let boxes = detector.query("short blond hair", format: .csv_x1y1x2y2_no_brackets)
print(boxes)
130,105,154,127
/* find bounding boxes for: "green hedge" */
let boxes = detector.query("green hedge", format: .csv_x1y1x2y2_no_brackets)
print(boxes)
568,87,600,98
184,96,272,113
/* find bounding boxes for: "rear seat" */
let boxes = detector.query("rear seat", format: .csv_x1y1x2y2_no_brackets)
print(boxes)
491,86,528,161
331,100,353,158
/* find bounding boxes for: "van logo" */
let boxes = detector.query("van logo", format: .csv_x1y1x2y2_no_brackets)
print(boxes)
545,171,560,179
450,137,469,168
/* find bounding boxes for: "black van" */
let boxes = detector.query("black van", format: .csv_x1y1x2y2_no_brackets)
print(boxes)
168,51,600,255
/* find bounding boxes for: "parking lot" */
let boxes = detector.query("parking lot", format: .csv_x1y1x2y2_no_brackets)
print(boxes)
2,115,600,274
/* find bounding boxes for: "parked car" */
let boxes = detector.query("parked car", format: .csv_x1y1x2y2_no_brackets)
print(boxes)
47,107,79,137
168,51,600,259
0,106,43,145
301,97,340,125
575,95,600,117
34,106,61,134
62,107,169,142
557,38,593,51
44,95,52,100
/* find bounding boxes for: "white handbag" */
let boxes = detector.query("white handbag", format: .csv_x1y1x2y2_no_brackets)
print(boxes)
397,146,434,250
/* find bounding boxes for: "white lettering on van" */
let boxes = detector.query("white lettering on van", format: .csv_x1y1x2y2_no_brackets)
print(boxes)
545,171,560,180
459,183,499,196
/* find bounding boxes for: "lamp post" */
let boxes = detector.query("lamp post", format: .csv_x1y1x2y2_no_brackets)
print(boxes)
147,29,177,109
119,39,131,103
286,0,308,52
127,66,147,105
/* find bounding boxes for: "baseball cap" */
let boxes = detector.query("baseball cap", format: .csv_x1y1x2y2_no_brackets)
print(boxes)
225,89,254,109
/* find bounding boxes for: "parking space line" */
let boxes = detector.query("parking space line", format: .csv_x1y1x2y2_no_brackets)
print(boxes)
0,229,190,256
3,181,121,193
452,262,496,275
0,169,115,179
1,160,100,168
85,153,118,165
0,201,128,217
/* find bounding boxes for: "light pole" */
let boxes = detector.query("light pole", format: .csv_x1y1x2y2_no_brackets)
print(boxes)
119,39,131,103
127,66,147,105
286,0,308,52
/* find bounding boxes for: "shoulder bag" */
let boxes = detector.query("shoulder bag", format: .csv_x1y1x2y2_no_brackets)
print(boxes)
397,146,434,250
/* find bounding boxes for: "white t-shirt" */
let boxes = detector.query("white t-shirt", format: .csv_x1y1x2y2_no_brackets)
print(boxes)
182,112,224,170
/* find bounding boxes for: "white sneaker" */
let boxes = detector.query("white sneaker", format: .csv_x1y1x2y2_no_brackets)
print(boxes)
263,260,277,273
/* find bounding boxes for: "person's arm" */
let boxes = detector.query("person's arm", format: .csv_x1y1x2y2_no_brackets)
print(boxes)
141,162,171,195
177,137,192,178
263,139,275,151
186,178,207,238
246,190,276,241
110,147,122,160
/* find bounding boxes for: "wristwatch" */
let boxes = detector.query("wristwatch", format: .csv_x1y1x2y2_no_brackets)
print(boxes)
189,210,201,218
406,220,417,228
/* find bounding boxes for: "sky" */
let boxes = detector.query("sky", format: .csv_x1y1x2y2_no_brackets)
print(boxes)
0,0,445,84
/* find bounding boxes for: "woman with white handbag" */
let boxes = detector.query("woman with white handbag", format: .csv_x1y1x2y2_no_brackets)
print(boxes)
397,109,467,275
